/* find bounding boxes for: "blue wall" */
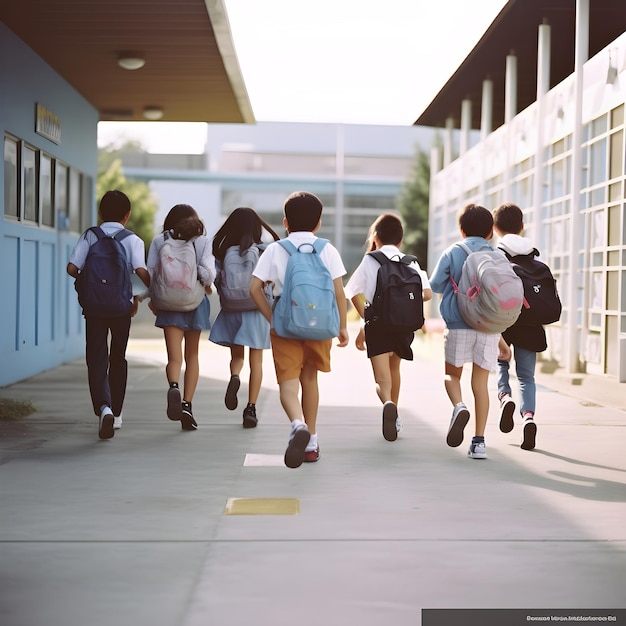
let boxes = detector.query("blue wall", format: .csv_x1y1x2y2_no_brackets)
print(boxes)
1,22,98,386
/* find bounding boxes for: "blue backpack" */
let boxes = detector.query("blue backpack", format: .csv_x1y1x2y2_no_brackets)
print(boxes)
272,238,340,340
75,226,133,318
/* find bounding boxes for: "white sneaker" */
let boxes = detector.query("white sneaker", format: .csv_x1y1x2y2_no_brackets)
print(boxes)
499,394,515,433
382,401,398,442
113,415,123,430
99,406,114,440
521,416,537,450
284,421,310,469
446,403,470,447
467,441,487,459
396,415,403,434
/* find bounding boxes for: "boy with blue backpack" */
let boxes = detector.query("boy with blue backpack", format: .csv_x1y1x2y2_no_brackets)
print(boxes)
429,204,503,460
250,191,349,468
67,190,150,440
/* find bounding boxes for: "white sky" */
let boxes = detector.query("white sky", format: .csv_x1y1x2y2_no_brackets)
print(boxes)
98,0,509,153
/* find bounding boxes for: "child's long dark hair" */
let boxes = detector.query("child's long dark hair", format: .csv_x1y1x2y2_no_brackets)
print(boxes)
163,204,205,241
212,207,279,261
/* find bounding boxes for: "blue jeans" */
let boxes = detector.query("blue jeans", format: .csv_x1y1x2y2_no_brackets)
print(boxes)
497,345,536,416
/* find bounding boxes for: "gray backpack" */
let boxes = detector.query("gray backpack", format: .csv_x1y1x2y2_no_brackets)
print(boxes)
450,242,524,334
216,245,260,312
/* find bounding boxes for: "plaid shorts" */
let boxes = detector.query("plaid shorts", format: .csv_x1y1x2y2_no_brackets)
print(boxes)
443,328,498,371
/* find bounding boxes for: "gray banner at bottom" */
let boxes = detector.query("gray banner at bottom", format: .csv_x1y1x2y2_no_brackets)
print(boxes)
422,609,626,626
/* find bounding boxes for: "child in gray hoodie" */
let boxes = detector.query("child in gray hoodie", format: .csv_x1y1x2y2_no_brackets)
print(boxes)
493,202,548,451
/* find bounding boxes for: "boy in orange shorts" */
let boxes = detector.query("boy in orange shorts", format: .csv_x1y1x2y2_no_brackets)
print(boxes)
250,191,349,468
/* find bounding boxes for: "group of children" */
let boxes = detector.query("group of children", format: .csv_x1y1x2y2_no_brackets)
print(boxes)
68,190,548,466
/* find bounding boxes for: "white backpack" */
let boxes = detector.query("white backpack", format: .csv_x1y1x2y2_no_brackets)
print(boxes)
151,232,205,312
450,242,524,334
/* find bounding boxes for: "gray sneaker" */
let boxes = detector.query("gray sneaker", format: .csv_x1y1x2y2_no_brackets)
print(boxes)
446,403,470,447
467,441,487,459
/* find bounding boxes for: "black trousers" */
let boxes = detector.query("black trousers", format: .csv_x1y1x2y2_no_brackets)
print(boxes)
85,315,132,417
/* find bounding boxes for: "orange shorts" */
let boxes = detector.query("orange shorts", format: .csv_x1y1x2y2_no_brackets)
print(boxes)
270,330,332,383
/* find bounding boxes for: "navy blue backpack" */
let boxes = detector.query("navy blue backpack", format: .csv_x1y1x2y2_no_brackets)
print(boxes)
75,226,134,318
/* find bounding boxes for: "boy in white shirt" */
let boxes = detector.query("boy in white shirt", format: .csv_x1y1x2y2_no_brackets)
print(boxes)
250,191,349,468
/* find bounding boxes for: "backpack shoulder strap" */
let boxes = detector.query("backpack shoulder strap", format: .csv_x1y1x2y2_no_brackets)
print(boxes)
456,242,472,256
278,240,298,256
400,254,417,265
113,228,133,243
367,250,389,266
88,226,105,240
312,238,329,254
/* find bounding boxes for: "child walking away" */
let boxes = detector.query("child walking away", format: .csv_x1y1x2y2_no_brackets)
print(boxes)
210,207,280,428
249,191,349,468
345,213,432,442
67,190,150,440
493,202,562,450
147,204,215,432
429,204,500,460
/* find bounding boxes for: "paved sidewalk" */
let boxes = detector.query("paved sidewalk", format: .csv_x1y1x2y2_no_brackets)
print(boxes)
1,323,625,626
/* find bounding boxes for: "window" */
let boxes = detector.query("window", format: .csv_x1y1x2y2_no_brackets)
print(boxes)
4,136,19,218
23,145,38,222
80,173,92,232
41,153,53,227
55,162,68,226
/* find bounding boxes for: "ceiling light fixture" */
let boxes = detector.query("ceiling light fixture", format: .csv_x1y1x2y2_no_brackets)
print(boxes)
143,106,164,120
117,55,145,71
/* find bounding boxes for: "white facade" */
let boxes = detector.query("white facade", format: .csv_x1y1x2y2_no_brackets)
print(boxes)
428,21,626,381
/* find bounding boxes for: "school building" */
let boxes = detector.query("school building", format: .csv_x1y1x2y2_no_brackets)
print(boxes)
0,0,253,386
417,0,626,382
113,121,434,275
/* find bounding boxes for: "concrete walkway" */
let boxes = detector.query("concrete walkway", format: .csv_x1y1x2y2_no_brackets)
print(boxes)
1,322,625,626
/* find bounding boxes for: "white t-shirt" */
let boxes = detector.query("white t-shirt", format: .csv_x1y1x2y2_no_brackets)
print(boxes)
344,244,430,304
252,232,346,297
69,222,147,273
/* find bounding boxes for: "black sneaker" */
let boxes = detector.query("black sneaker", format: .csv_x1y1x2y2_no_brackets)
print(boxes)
181,401,198,431
167,384,183,421
225,375,240,410
242,403,258,428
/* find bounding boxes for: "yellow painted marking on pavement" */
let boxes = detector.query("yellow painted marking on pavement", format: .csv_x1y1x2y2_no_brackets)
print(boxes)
224,498,300,516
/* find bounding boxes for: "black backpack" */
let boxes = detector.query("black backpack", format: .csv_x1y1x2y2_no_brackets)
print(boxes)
504,250,562,326
75,226,134,318
364,251,424,333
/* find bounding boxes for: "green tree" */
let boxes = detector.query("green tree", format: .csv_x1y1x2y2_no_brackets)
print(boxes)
97,145,157,251
397,146,430,270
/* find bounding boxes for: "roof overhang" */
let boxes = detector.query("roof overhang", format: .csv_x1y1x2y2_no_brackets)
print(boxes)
0,0,255,123
415,0,626,130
